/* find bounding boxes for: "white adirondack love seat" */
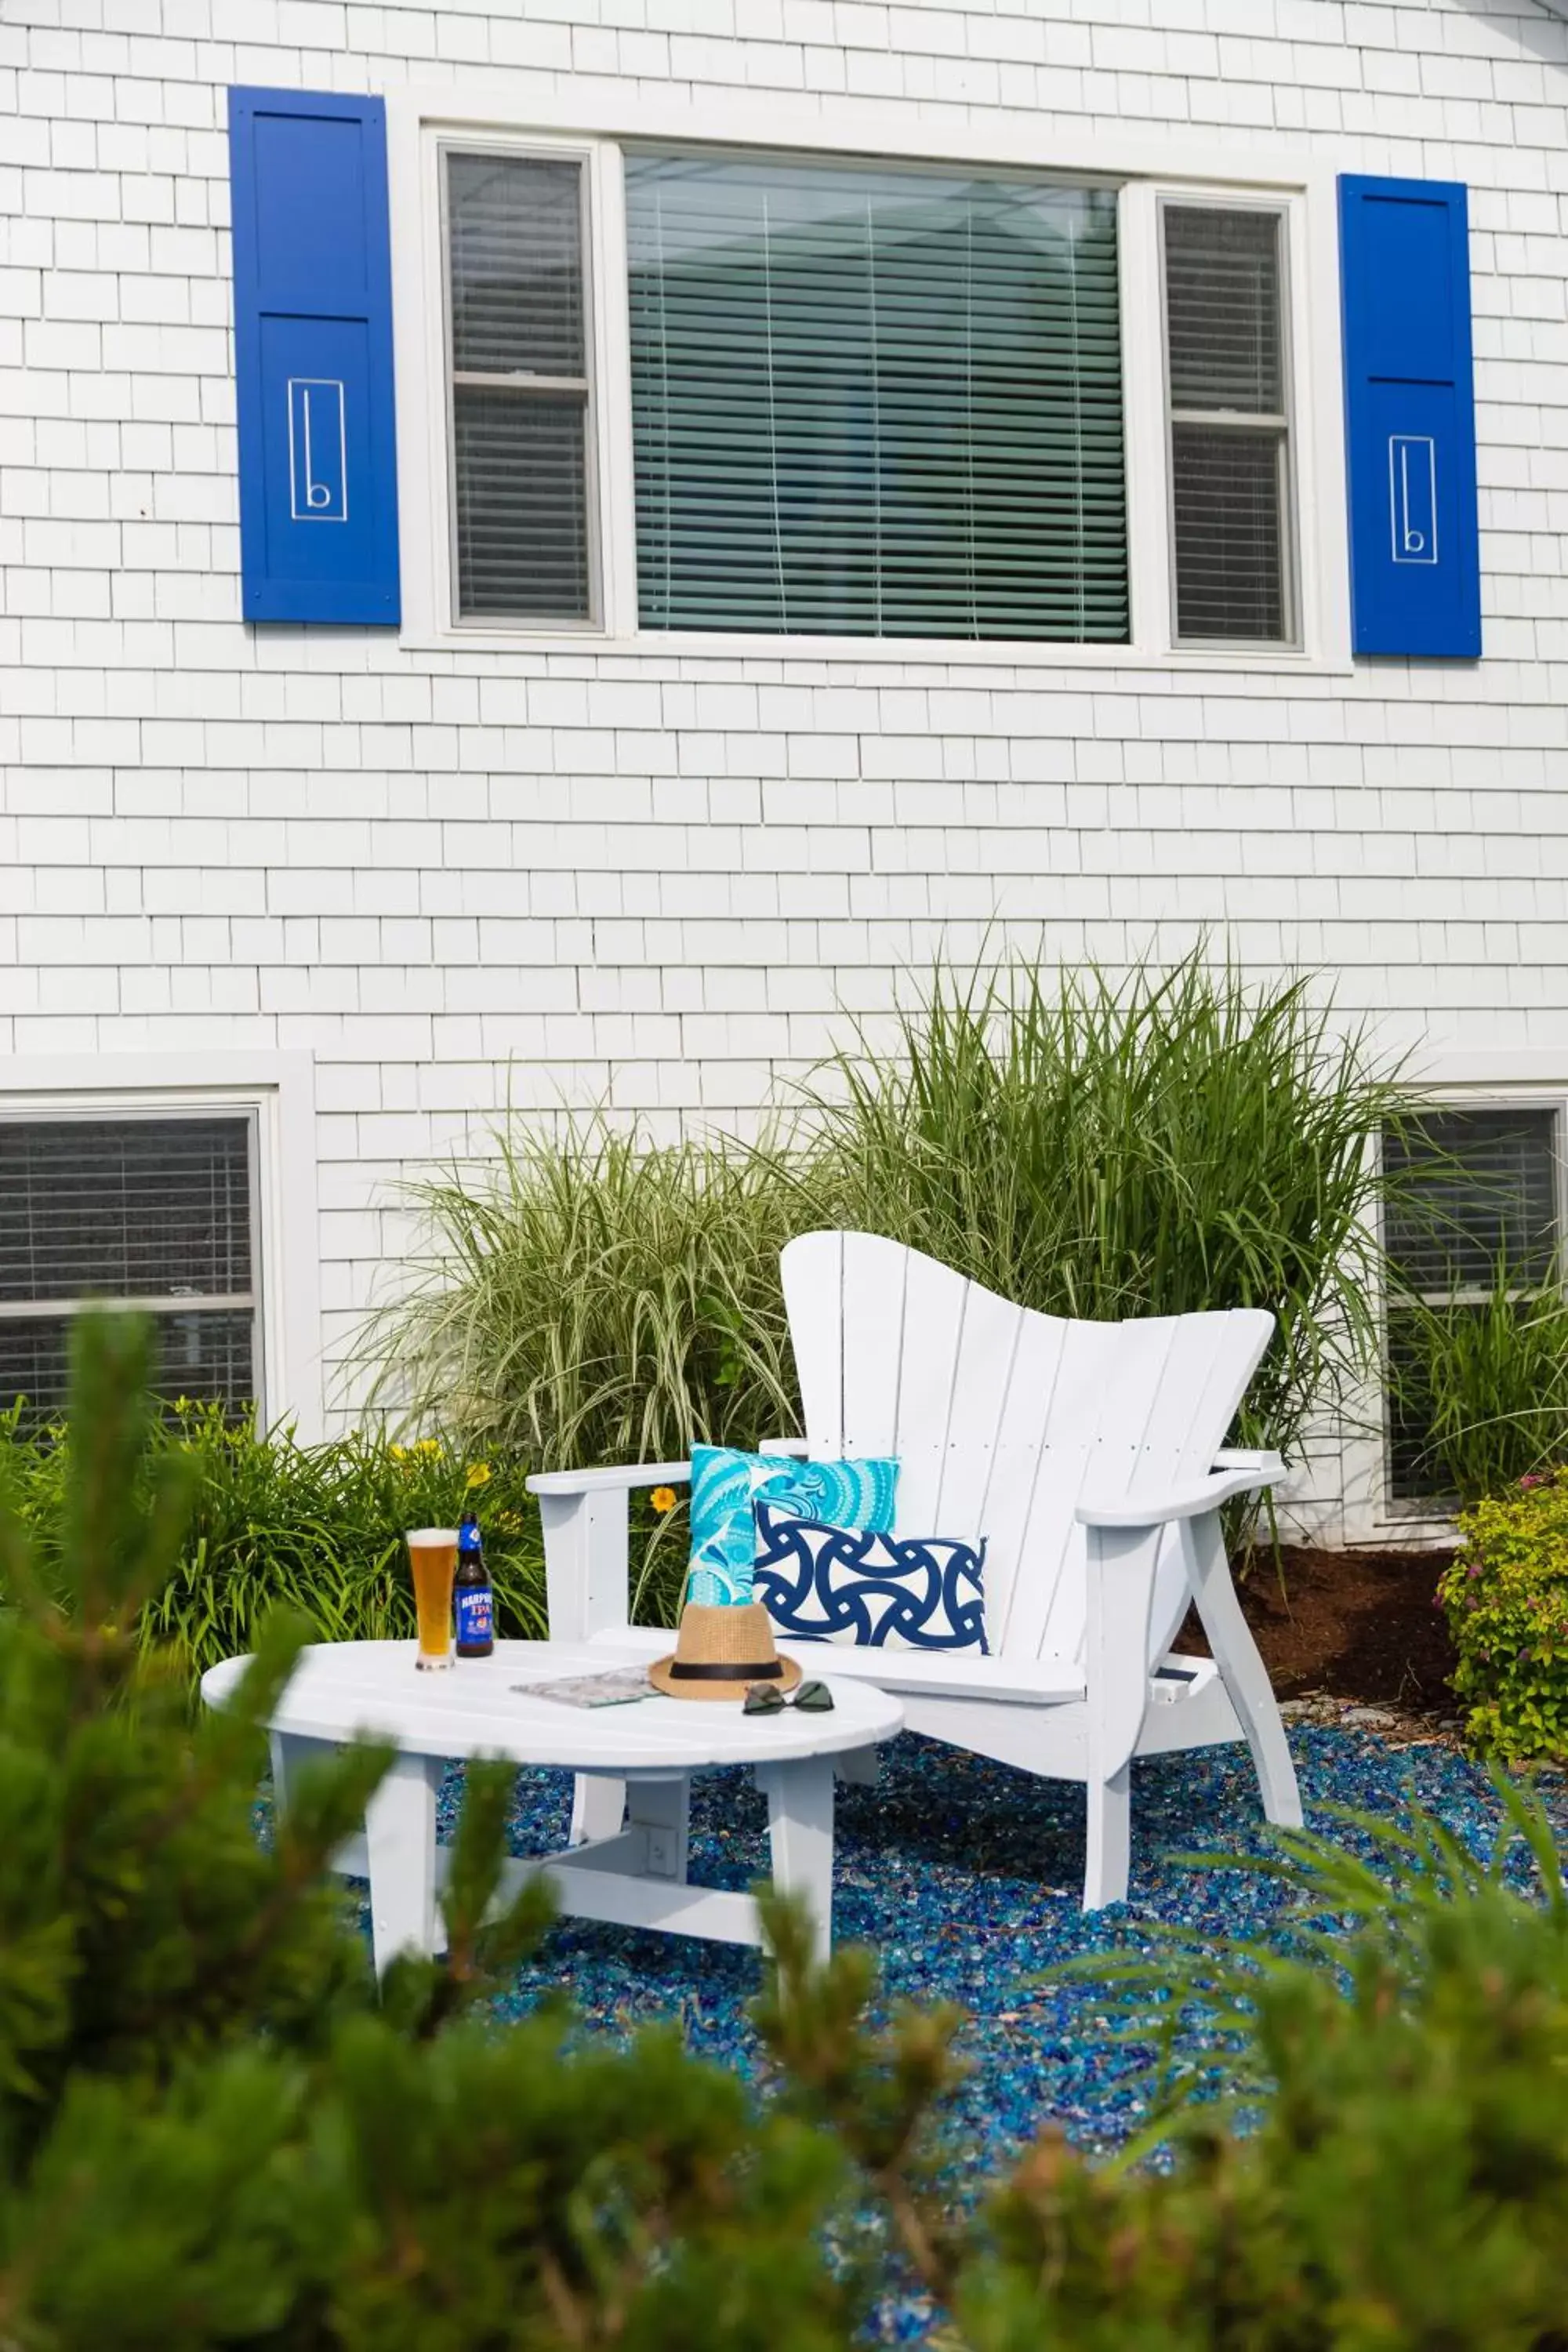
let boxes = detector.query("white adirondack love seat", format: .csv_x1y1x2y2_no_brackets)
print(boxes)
530,1230,1303,1908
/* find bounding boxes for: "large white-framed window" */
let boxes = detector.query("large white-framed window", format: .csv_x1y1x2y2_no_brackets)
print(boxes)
390,97,1345,666
0,1054,321,1438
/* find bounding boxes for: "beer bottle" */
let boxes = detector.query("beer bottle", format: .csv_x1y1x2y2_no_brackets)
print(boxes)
455,1511,494,1657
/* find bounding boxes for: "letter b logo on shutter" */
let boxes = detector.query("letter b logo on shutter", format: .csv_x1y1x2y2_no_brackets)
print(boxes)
229,89,401,625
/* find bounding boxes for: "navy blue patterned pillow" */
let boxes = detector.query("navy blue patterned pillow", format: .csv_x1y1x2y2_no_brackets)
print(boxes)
753,1502,988,1653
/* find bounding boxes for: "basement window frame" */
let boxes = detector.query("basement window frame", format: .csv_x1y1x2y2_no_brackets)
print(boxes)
1379,1096,1568,1516
0,1057,321,1439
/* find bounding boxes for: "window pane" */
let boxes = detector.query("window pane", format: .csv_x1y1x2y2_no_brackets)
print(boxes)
445,152,593,623
447,153,585,378
1385,1109,1559,1294
0,1118,253,1305
1384,1110,1559,1505
1164,207,1283,414
1384,1302,1457,1502
452,389,590,619
1171,423,1285,641
626,154,1127,641
0,1310,256,1425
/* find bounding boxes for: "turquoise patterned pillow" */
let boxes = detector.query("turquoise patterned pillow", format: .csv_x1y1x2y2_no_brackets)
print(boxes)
685,1444,898,1607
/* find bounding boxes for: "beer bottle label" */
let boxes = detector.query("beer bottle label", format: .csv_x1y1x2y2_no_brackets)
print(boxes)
456,1586,493,1646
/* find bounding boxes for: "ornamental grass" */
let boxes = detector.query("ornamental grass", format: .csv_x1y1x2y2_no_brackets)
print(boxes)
372,950,1417,1508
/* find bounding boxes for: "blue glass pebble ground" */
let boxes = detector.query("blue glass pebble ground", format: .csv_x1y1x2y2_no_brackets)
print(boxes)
321,1727,1566,2172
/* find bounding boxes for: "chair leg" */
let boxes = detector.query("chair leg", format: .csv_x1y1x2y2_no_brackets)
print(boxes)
1182,1513,1304,1830
1083,1765,1131,1910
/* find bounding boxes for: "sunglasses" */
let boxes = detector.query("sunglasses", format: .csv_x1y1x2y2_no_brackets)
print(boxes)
742,1678,834,1716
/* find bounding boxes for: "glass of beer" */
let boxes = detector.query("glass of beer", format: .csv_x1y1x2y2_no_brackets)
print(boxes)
406,1528,459,1671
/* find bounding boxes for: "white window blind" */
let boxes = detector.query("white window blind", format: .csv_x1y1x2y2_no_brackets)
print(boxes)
1163,204,1293,644
1383,1108,1561,1501
626,153,1127,641
445,151,594,623
0,1115,259,1421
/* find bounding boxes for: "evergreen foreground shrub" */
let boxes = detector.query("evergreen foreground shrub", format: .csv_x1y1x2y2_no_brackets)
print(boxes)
7,1315,1568,2349
1442,1469,1568,1763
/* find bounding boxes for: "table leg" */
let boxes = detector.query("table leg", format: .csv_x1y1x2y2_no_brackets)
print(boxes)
626,1774,689,1882
268,1729,335,1818
363,1751,444,1979
757,1754,835,1965
570,1773,627,1845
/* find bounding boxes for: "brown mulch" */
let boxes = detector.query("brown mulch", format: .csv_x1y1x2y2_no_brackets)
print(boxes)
1174,1542,1461,1733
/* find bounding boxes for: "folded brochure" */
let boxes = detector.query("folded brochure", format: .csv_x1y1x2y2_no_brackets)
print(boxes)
511,1665,653,1708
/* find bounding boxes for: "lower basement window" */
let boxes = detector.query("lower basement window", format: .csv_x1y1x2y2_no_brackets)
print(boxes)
0,1110,261,1424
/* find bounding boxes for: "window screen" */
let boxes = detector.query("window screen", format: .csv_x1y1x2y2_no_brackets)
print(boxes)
1163,205,1292,644
626,153,1127,641
445,151,593,623
1384,1108,1560,1502
0,1115,259,1421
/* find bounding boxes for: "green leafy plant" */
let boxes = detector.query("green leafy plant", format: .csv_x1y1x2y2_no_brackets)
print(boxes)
0,1396,547,1679
1387,1259,1568,1506
1439,1467,1568,1761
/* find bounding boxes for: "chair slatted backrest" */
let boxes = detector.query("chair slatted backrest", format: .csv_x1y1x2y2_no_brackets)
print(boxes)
780,1232,1274,1667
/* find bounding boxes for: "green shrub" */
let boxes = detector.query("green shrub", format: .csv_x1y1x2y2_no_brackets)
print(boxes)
1387,1261,1568,1506
1439,1468,1568,1762
960,1789,1568,2348
0,1313,855,2350
7,1314,1568,2349
0,1396,547,1679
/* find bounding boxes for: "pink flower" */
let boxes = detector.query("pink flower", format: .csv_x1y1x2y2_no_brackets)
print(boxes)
1520,1474,1543,1490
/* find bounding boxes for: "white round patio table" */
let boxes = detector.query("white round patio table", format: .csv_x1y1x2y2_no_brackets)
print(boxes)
202,1639,903,1978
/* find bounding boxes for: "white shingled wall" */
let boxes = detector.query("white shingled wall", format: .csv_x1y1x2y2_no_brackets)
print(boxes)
2,0,1567,1537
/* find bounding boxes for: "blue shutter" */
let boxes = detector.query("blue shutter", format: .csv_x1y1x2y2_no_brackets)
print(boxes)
1338,175,1479,659
228,87,401,626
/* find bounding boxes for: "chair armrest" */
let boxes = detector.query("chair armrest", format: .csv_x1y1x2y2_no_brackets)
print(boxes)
528,1461,691,1499
759,1436,808,1457
1076,1461,1284,1531
1213,1447,1287,1477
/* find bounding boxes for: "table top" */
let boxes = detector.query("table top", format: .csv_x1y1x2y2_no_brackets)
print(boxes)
201,1639,904,1773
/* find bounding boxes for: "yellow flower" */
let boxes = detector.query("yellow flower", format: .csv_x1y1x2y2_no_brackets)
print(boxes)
416,1438,441,1456
390,1443,408,1461
465,1462,492,1489
650,1486,678,1515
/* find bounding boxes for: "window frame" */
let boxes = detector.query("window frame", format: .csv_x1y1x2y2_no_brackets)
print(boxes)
438,136,605,633
0,1105,263,1417
0,1054,321,1440
1333,1083,1568,1540
389,94,1348,669
1156,191,1300,653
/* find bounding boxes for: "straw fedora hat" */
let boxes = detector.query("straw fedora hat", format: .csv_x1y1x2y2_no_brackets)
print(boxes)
648,1601,803,1701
